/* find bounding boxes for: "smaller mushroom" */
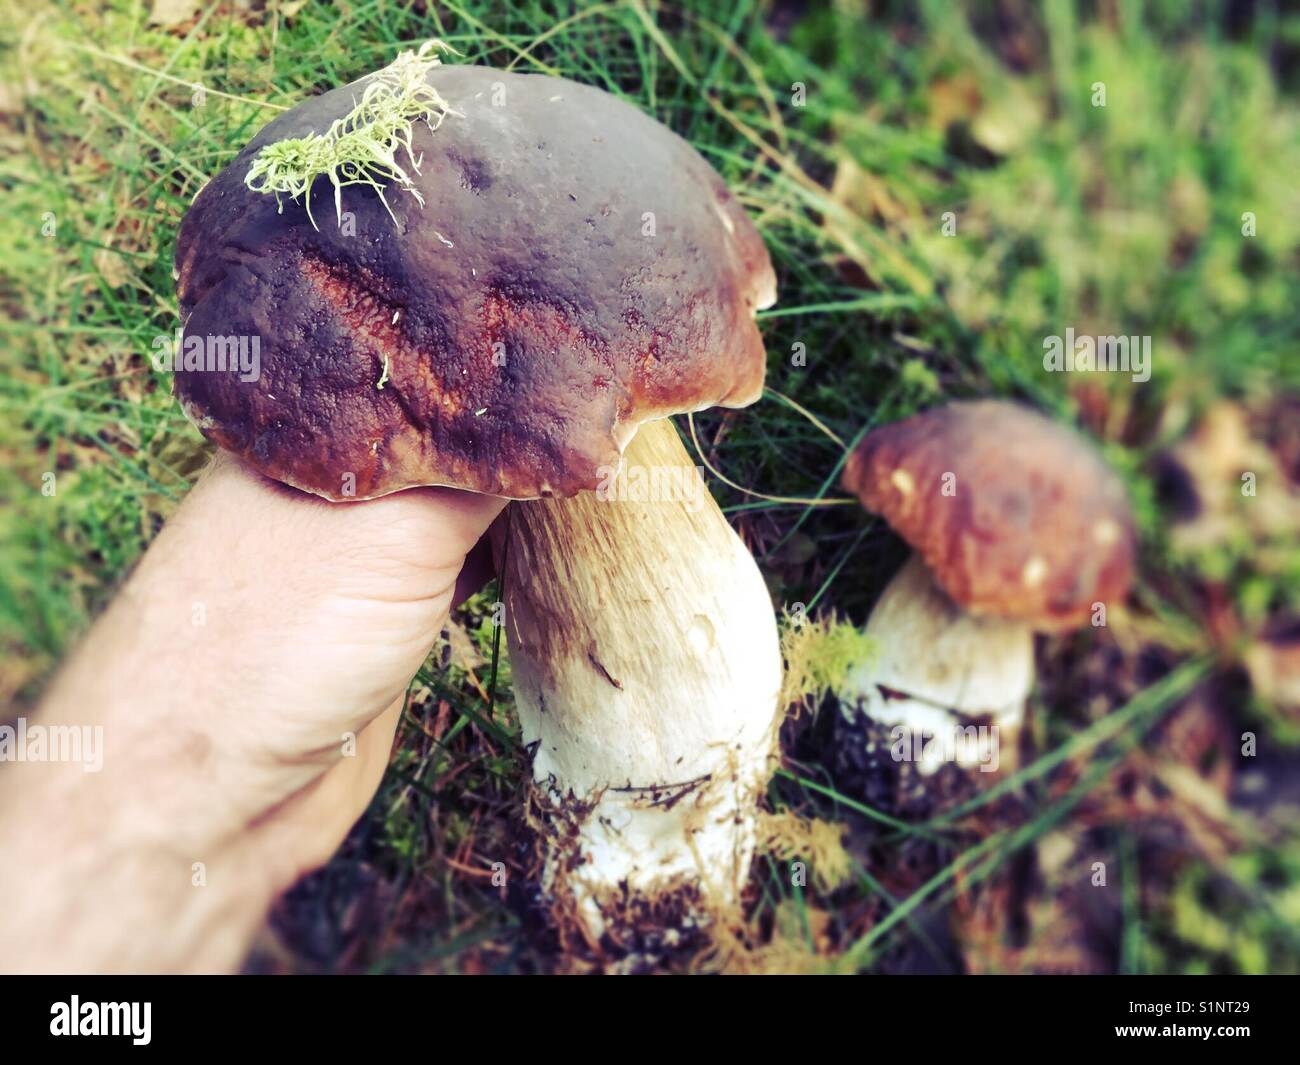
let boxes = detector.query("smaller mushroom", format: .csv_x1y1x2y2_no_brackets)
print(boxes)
837,400,1136,780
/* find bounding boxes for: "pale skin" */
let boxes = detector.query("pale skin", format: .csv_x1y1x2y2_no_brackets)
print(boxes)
0,451,504,973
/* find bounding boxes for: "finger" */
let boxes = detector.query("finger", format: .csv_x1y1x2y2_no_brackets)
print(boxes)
393,485,508,562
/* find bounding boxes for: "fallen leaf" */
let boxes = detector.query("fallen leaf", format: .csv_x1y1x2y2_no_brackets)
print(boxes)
148,0,201,29
93,247,131,290
1245,637,1300,712
445,619,486,671
1166,401,1300,553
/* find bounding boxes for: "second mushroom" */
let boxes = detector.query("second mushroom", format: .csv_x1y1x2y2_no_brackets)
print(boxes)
835,400,1136,789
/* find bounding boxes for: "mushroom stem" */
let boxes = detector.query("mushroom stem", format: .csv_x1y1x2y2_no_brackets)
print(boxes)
840,555,1031,775
499,417,782,931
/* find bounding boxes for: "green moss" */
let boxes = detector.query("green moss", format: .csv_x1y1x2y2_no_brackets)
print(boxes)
779,610,875,709
244,40,455,229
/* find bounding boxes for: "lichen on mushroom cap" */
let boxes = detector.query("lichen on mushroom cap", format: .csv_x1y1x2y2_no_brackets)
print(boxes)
175,62,774,503
172,50,784,944
835,400,1136,785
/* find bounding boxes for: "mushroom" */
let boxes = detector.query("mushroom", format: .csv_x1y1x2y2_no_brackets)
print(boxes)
837,400,1136,778
173,60,782,933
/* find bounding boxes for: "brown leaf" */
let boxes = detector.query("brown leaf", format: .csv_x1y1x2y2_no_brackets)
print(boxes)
445,619,485,671
93,247,130,290
148,0,201,28
1245,637,1300,712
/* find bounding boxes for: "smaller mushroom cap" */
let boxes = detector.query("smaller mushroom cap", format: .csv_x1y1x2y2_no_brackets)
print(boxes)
843,400,1136,630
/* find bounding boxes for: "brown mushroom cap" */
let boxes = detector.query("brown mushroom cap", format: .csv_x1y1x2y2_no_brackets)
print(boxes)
843,400,1136,630
174,64,775,501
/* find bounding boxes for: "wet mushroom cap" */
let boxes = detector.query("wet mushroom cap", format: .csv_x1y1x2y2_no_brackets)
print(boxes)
175,64,775,501
843,400,1136,630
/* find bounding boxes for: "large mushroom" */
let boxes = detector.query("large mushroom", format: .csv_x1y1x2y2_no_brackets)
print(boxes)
173,55,782,934
836,400,1136,783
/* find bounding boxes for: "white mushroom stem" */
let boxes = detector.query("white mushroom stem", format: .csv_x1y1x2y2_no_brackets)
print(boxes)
498,416,782,933
840,555,1032,776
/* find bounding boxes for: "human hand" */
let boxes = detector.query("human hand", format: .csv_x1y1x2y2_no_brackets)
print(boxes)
0,451,504,972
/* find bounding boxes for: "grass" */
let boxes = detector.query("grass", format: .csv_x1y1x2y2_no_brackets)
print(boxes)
2,0,1298,973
